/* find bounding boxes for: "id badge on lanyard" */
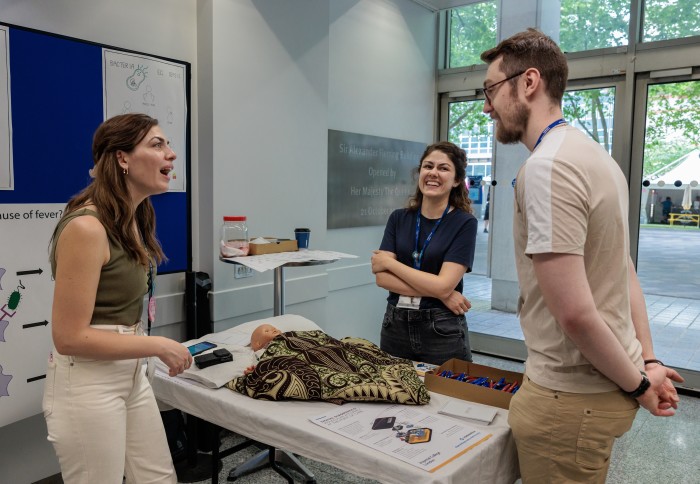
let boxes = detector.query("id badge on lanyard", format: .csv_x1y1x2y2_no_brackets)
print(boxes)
397,295,421,309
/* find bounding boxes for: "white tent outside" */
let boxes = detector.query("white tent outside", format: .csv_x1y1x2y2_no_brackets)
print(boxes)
682,184,693,210
640,149,700,223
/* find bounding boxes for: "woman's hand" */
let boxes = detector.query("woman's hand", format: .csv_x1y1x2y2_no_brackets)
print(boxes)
156,337,193,377
243,365,256,375
441,291,472,315
371,250,397,274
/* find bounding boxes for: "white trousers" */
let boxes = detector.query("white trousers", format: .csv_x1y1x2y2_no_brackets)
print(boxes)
42,325,177,484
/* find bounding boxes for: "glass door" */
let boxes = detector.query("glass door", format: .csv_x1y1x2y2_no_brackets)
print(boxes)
442,83,621,356
632,74,700,388
444,98,492,277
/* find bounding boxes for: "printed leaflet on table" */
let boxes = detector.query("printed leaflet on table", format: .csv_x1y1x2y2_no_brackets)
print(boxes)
309,403,492,473
222,250,357,272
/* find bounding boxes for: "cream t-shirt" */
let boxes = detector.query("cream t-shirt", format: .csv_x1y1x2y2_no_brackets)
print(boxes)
514,125,643,393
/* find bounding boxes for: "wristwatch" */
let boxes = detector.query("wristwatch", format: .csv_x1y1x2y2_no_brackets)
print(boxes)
625,371,650,399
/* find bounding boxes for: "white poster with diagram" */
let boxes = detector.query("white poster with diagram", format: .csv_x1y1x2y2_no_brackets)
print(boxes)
102,49,186,192
0,26,12,191
0,204,63,427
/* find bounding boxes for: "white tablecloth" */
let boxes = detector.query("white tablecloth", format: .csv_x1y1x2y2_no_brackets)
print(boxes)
152,315,519,484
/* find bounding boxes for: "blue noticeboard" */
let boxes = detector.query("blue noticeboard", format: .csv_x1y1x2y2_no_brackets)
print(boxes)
0,24,191,273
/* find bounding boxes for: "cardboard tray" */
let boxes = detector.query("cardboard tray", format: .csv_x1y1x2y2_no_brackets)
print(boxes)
248,238,298,255
424,358,523,410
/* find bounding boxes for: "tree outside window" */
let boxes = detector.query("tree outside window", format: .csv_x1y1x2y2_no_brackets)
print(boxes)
643,0,700,43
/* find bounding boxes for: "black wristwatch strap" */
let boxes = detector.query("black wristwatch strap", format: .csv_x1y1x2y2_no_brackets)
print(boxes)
625,371,650,399
644,359,664,366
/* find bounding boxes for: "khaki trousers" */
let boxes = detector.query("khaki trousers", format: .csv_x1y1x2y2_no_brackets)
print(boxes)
42,324,176,484
508,376,638,484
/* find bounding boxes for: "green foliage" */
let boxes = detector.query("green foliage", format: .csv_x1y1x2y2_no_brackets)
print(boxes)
447,100,491,144
643,81,700,176
643,0,700,42
445,2,700,180
562,88,616,152
559,0,630,53
449,1,497,69
448,1,700,66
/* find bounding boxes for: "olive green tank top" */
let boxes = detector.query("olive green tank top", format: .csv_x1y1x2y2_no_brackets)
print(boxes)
50,209,151,326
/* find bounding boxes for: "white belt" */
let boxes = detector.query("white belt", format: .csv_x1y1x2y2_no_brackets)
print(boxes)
91,322,143,335
92,321,155,381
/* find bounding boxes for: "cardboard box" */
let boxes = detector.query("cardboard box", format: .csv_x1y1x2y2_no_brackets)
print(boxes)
424,359,523,410
248,238,298,255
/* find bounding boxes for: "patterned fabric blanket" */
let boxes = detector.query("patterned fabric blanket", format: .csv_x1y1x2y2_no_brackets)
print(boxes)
226,330,429,405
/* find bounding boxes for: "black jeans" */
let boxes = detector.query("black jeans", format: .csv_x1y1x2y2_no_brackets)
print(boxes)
380,303,472,366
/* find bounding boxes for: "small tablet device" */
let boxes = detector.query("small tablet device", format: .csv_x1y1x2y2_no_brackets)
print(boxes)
405,428,432,444
187,341,217,356
372,416,396,430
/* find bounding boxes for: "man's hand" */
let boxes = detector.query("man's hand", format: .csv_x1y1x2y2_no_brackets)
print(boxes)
637,364,684,416
440,291,472,315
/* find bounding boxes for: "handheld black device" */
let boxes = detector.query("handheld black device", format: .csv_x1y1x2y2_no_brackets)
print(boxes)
194,348,233,369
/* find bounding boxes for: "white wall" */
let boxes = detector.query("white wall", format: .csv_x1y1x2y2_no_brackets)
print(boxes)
325,0,436,339
206,0,437,344
0,0,437,481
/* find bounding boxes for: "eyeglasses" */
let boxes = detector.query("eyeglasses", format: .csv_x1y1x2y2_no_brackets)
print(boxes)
481,71,526,104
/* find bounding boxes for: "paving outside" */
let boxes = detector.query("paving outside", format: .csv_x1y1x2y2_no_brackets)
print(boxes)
466,222,700,372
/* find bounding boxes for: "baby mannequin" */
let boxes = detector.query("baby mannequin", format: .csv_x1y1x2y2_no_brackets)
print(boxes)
250,324,282,352
245,323,282,375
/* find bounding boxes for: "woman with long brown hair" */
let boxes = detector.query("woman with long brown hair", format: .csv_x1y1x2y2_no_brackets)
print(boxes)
43,113,190,483
372,141,477,365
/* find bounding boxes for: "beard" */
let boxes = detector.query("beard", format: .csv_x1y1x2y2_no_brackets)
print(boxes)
495,97,530,145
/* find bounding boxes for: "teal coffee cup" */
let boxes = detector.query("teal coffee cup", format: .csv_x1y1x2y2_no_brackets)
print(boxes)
294,228,310,250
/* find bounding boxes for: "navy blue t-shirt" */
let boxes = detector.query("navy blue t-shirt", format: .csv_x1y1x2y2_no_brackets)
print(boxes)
379,208,477,310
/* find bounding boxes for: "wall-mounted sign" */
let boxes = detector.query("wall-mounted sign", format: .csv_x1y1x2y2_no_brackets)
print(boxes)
327,130,426,229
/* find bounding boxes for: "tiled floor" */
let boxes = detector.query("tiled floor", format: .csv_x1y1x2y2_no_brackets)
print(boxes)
467,221,700,372
464,274,700,372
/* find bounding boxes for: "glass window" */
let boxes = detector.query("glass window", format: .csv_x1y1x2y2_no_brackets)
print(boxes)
447,100,491,146
448,1,497,69
448,1,630,68
643,81,700,179
559,0,630,53
562,87,616,153
448,100,493,163
642,0,700,42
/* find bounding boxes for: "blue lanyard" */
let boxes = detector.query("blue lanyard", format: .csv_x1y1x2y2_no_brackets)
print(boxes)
534,118,566,150
146,258,155,335
412,204,449,270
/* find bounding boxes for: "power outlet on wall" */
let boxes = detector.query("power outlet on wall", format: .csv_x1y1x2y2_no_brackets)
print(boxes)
234,265,253,279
